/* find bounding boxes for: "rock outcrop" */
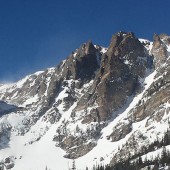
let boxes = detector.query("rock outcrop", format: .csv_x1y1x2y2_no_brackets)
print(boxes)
0,31,169,170
73,32,150,123
151,33,170,69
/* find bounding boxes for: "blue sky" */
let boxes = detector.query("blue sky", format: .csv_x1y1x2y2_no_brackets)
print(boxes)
0,0,170,82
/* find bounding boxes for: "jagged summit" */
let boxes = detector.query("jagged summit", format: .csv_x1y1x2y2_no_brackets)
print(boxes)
83,40,96,55
61,39,99,81
152,33,170,69
0,32,169,170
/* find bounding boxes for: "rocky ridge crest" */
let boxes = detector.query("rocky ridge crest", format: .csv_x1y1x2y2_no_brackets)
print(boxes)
0,32,169,170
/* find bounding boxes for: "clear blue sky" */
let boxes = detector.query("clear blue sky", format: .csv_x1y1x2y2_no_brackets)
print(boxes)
0,0,170,82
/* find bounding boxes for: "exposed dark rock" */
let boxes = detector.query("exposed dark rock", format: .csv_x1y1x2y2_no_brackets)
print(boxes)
110,122,132,142
74,32,149,123
43,108,61,124
61,41,99,82
64,142,96,159
6,163,14,169
151,33,169,68
0,31,169,165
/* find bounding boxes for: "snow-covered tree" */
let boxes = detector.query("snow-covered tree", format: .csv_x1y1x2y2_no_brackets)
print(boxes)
72,159,76,170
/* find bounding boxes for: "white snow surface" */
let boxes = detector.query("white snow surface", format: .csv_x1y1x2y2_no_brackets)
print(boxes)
0,41,169,170
0,68,167,170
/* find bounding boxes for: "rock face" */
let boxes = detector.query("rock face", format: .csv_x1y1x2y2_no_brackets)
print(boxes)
151,33,170,69
61,40,99,81
0,31,169,170
73,32,150,123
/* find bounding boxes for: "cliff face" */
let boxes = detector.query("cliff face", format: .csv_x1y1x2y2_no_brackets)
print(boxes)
0,32,169,170
73,32,150,124
151,33,170,68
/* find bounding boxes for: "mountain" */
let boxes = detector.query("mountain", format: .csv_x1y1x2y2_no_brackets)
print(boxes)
0,32,169,170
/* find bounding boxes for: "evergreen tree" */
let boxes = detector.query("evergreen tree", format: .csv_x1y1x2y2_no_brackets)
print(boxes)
72,159,76,170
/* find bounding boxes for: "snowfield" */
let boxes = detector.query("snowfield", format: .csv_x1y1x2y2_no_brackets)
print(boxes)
0,35,169,170
1,69,168,170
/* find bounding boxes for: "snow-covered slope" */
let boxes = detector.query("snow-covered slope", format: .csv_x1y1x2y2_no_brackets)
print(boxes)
0,71,158,170
0,32,169,170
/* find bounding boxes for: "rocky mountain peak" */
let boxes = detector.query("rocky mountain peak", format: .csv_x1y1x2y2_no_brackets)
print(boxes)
0,32,169,170
105,31,149,78
61,40,99,81
73,32,151,125
151,33,170,68
76,40,97,57
85,40,97,55
107,32,136,56
153,33,162,49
